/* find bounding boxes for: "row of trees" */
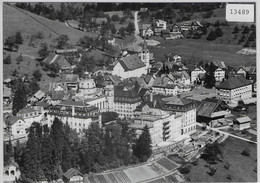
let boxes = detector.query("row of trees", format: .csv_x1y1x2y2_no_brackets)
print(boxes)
13,118,152,182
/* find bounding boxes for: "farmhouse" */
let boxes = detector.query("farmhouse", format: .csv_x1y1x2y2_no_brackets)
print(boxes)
196,98,231,127
62,168,83,183
43,53,75,72
216,76,252,105
233,116,251,131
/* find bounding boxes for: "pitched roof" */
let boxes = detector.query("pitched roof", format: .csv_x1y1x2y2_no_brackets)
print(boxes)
34,90,45,99
63,168,83,180
153,77,179,89
114,82,142,98
59,100,85,107
216,76,252,90
240,66,256,74
235,116,251,123
43,53,72,69
163,96,193,106
17,107,37,115
60,74,79,83
5,116,24,126
213,61,227,69
197,99,226,118
119,54,145,71
51,91,66,100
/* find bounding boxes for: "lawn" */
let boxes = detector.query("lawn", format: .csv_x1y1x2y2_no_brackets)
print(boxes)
184,136,257,182
148,37,256,69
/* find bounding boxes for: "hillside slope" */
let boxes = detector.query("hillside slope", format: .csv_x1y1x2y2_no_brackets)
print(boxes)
3,3,97,45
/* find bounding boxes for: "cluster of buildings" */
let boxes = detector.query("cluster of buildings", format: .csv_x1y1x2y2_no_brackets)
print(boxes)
3,35,256,153
139,19,203,39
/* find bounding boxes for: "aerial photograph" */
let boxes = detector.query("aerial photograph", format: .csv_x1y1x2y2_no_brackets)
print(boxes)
2,1,257,183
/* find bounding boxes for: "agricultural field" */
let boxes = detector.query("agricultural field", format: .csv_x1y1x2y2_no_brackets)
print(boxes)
148,38,256,69
184,136,257,182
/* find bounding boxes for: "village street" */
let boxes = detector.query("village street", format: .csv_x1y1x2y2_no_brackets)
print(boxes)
196,122,257,144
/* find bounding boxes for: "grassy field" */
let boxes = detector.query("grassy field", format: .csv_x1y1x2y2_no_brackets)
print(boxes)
185,136,257,182
3,4,97,45
148,37,256,69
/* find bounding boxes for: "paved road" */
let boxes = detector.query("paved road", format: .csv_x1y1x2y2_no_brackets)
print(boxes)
196,122,257,144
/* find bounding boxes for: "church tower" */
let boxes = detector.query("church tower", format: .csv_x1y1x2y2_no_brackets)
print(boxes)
140,38,150,73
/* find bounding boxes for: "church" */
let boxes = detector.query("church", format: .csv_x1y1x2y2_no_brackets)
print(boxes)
112,40,151,79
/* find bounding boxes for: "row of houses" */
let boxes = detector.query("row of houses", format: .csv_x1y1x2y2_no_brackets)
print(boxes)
139,19,203,39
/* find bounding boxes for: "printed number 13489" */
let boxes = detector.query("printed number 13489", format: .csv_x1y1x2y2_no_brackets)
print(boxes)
230,9,249,15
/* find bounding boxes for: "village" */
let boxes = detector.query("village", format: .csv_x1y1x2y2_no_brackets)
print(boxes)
3,2,257,183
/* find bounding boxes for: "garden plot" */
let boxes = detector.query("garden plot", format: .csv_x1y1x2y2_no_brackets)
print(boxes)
124,165,160,182
156,157,178,171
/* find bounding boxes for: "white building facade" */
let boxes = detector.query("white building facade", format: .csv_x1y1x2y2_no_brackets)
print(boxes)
214,67,225,82
191,66,206,84
216,76,252,104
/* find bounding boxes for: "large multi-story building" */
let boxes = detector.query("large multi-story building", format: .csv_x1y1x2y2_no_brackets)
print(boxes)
132,104,182,146
114,82,146,119
48,100,101,133
162,96,197,135
216,76,252,105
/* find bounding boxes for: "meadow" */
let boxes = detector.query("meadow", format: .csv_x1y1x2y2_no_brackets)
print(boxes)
185,137,257,182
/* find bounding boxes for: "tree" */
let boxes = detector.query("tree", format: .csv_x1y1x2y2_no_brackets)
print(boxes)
232,25,239,34
15,31,23,44
111,14,120,22
41,125,55,181
20,122,45,182
204,62,216,88
206,30,217,41
242,26,250,34
126,22,135,35
3,55,12,64
16,54,23,65
38,43,50,59
56,34,69,49
213,20,220,27
4,36,16,51
202,142,223,164
241,148,250,156
179,163,192,174
12,81,28,115
207,166,217,176
32,69,42,81
28,80,40,94
119,27,126,38
133,125,152,162
215,27,223,37
101,112,118,125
